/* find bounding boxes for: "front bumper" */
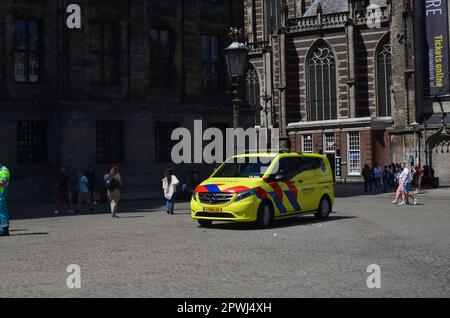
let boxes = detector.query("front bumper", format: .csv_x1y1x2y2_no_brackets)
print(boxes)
191,197,259,223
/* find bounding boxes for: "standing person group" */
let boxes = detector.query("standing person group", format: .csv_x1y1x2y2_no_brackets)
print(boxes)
362,163,416,194
51,165,123,217
392,163,418,206
0,161,10,237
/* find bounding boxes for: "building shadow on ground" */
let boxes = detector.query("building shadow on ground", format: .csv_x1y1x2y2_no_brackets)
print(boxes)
9,198,169,221
335,183,398,198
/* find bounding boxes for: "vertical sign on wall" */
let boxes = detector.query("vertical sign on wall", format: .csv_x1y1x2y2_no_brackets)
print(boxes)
425,0,450,96
335,156,342,178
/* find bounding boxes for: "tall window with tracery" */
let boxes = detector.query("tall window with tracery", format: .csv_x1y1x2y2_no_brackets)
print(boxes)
266,0,281,36
377,42,392,117
307,43,337,122
246,67,261,126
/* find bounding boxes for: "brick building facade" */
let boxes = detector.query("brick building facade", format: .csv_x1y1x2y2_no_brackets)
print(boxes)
245,0,450,184
0,0,251,202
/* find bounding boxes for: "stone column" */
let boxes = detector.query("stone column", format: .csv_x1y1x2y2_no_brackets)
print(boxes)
390,0,417,163
390,0,408,129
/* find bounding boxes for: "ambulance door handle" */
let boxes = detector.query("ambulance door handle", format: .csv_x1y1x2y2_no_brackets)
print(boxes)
296,179,304,184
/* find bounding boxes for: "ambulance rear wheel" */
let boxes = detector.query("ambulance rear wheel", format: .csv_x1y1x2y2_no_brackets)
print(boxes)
198,219,213,227
315,196,331,219
256,202,274,228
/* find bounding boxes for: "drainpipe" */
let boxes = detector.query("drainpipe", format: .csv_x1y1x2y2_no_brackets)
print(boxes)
127,0,131,101
180,0,186,104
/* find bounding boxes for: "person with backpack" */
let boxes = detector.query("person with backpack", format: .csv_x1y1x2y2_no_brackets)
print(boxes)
104,166,123,218
162,168,179,215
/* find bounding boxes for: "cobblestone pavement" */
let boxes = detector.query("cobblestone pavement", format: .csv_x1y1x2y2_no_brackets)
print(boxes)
1,185,449,298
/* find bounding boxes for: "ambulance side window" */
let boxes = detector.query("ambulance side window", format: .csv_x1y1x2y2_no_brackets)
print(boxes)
297,158,318,173
277,158,292,178
289,158,304,177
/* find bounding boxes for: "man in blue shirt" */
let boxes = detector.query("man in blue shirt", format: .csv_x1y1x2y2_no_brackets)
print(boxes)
0,161,10,236
76,171,96,214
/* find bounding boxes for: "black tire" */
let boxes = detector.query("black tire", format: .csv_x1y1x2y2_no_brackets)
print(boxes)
256,202,274,228
315,196,331,220
198,219,213,227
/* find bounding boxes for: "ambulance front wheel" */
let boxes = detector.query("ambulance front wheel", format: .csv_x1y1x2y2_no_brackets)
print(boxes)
256,201,274,228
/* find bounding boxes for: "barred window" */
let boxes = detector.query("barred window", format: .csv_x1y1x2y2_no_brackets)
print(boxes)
14,19,40,83
307,44,337,121
155,122,180,162
96,121,124,164
149,29,173,88
17,121,47,165
91,22,118,84
377,42,392,117
324,133,336,153
302,135,313,153
201,35,221,90
347,132,361,176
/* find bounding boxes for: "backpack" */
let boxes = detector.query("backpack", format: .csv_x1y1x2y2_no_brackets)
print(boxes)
105,176,120,191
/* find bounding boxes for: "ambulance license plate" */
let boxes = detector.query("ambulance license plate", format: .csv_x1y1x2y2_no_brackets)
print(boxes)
203,207,222,213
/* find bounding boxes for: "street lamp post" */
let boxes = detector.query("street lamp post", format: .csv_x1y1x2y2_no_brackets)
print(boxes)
224,28,249,130
411,121,420,165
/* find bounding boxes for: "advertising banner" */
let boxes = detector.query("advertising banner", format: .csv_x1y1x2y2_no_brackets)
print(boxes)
425,0,450,96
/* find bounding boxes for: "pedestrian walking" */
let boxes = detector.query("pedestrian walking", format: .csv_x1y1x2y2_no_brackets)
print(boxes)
392,163,417,206
362,164,372,193
76,171,96,214
373,163,382,192
402,164,418,206
162,168,179,215
0,161,10,237
392,163,407,204
104,166,123,218
412,165,421,194
51,167,74,214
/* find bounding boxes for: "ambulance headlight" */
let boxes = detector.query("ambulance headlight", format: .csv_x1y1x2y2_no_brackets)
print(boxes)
235,189,257,202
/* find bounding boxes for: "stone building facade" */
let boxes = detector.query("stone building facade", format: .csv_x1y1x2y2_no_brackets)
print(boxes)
245,0,450,184
0,0,249,202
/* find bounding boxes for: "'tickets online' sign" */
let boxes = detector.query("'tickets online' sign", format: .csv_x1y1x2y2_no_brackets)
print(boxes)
425,0,450,97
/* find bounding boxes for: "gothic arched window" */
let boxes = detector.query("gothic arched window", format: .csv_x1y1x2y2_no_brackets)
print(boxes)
377,42,392,117
307,43,337,121
246,67,261,125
